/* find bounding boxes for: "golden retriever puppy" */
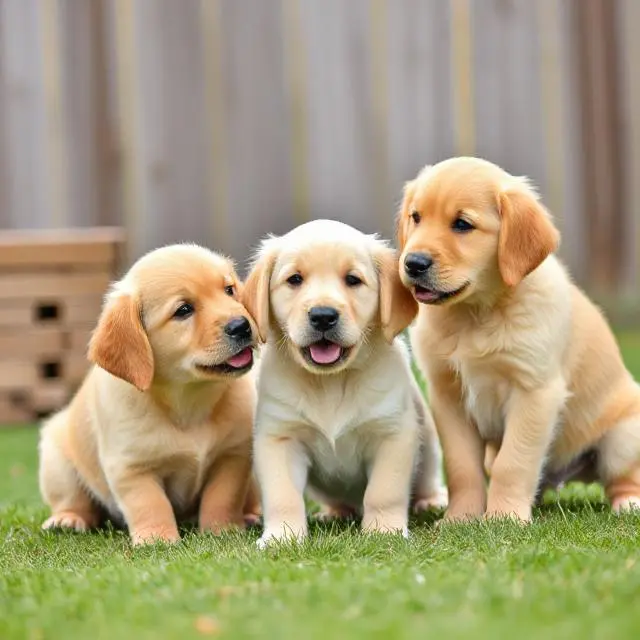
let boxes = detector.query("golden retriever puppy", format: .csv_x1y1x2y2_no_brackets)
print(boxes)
397,156,640,522
39,244,261,545
243,220,447,547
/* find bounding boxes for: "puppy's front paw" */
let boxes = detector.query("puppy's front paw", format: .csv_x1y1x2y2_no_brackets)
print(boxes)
442,506,483,523
200,511,245,535
256,534,274,550
611,495,640,514
484,504,531,523
413,489,448,513
131,526,181,546
361,515,409,538
363,523,410,538
42,511,92,532
256,524,307,549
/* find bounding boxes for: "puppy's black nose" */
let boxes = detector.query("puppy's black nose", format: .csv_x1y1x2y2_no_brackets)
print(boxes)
224,316,252,339
404,253,433,278
308,306,339,332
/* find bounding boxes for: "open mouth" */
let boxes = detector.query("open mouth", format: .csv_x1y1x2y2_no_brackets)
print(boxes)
414,282,470,304
195,347,254,375
302,339,350,367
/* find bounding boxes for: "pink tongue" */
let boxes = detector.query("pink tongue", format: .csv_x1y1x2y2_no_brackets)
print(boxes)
415,287,440,303
226,348,252,369
309,342,342,364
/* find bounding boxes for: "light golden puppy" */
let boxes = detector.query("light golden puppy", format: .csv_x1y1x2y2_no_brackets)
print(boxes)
39,244,261,545
244,220,447,547
397,156,640,522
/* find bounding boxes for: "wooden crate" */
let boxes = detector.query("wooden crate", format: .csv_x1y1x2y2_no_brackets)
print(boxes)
0,228,124,425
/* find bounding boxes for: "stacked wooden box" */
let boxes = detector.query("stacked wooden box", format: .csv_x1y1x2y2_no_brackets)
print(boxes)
0,228,124,424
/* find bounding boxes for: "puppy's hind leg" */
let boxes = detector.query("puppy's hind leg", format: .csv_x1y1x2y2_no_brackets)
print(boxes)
597,395,640,512
243,476,262,527
411,391,448,513
484,441,500,478
306,488,358,522
314,503,358,522
39,415,99,532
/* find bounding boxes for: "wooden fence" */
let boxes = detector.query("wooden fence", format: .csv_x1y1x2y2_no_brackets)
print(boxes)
0,0,639,304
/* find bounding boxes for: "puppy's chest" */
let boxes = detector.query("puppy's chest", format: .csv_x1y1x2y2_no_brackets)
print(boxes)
156,426,222,514
458,364,510,440
298,384,401,441
295,385,406,504
427,302,558,442
305,424,388,506
448,337,519,441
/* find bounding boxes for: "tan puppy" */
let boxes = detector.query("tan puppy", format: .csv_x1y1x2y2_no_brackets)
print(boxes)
397,156,640,522
244,220,447,547
39,244,261,545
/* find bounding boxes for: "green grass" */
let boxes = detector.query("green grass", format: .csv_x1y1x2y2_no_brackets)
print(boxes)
2,333,640,639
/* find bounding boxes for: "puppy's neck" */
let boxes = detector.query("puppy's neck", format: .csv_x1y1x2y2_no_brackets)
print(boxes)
149,378,229,428
460,287,511,316
445,262,548,321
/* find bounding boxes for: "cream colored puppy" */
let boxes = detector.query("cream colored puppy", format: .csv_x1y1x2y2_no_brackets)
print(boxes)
39,244,261,545
397,156,640,522
244,220,446,547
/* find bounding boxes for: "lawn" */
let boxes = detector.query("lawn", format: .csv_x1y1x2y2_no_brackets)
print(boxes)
2,334,640,639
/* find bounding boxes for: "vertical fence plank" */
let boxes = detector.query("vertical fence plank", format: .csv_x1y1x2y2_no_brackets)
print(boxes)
90,0,119,229
0,0,50,228
551,0,587,283
471,0,546,191
99,0,125,233
368,0,391,235
112,0,142,260
220,0,293,263
618,0,640,293
299,0,382,235
451,0,475,156
41,0,68,227
57,0,99,228
200,0,229,255
0,0,7,227
538,0,565,224
574,0,624,291
387,0,455,205
281,0,310,228
57,0,114,230
132,0,210,255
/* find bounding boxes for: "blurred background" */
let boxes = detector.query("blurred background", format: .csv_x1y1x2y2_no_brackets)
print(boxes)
0,0,640,422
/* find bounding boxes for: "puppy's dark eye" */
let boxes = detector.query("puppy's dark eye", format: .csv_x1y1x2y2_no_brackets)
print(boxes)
345,274,363,287
173,302,194,320
411,211,421,224
452,217,474,233
287,273,303,287
224,285,235,296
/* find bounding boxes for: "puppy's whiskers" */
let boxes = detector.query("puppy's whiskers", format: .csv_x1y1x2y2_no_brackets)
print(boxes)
275,332,290,355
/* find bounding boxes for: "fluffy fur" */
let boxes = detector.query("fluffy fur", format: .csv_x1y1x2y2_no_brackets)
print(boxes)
39,244,261,544
397,156,640,522
244,219,446,547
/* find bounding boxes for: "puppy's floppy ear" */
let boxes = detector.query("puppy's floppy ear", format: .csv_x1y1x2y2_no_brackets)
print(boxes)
88,289,154,391
395,179,417,250
498,180,560,287
243,240,279,343
376,246,419,343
